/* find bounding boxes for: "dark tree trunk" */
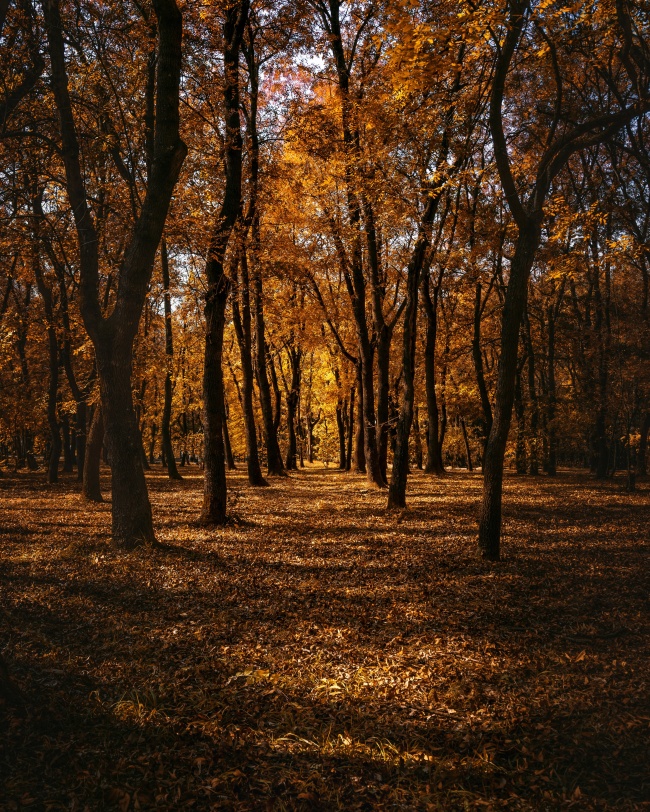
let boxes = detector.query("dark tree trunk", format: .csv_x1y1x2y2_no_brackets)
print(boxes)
413,406,423,470
546,303,558,476
353,363,365,473
232,254,267,487
161,238,182,480
201,0,250,520
223,398,236,471
44,0,186,547
83,405,103,502
422,279,445,475
523,304,539,474
253,270,284,475
285,347,301,471
202,282,230,523
473,281,493,451
637,412,649,477
336,398,346,469
514,362,527,475
61,413,75,472
388,243,421,508
479,227,540,559
75,400,87,481
46,338,61,484
346,385,354,471
461,417,473,471
97,351,155,546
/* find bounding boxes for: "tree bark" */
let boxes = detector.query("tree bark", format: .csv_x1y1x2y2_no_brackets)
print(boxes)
44,0,186,547
479,227,540,559
83,405,103,502
161,238,182,480
201,0,250,521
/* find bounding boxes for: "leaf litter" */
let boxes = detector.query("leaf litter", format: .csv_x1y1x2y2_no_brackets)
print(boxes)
0,467,649,810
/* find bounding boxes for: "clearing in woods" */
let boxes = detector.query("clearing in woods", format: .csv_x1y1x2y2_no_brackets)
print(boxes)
0,467,649,810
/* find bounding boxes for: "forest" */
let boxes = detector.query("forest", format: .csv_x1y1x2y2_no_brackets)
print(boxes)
1,0,649,809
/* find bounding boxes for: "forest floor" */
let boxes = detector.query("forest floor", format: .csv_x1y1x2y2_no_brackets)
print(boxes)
0,465,649,811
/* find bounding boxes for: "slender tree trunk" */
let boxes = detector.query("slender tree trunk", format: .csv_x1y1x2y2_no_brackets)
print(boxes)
336,399,346,469
223,399,236,471
376,330,391,481
161,238,182,480
479,227,540,560
75,401,86,481
423,282,445,475
61,413,75,472
413,405,423,469
253,272,284,475
546,305,558,476
523,304,539,474
353,363,365,473
46,334,61,484
388,248,420,508
200,0,250,519
473,281,493,451
346,386,354,471
232,255,267,486
514,358,527,474
83,405,103,502
202,283,230,523
461,417,473,471
637,412,649,477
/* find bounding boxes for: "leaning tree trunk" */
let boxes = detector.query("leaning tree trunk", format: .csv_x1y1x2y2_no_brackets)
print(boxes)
83,405,103,502
44,0,186,547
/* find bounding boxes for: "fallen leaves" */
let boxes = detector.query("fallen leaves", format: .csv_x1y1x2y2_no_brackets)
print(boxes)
0,466,649,810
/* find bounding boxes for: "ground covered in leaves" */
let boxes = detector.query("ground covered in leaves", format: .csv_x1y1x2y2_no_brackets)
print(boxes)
0,465,649,811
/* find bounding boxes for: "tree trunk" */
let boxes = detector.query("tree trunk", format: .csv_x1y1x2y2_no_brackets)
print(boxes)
546,304,558,476
336,398,346,469
514,360,527,474
413,405,423,470
253,271,284,475
221,389,237,471
83,405,103,502
353,363,365,473
75,400,87,481
473,281,493,451
461,417,473,471
232,250,267,487
97,350,155,547
61,413,75,473
202,282,230,523
346,385,354,471
523,304,539,474
285,348,301,471
388,245,420,508
637,412,649,477
161,238,182,480
478,227,540,560
422,281,445,475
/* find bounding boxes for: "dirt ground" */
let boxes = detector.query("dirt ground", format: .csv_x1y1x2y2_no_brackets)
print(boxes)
0,465,648,811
